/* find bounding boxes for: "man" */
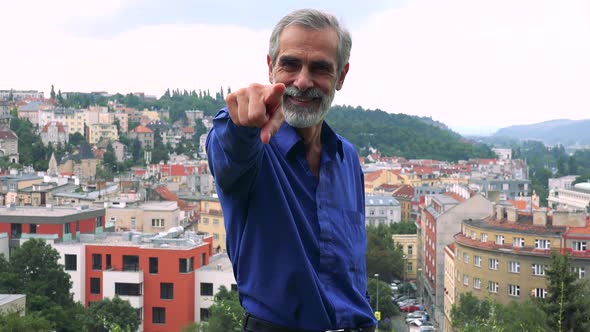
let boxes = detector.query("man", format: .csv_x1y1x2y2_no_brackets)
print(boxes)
206,9,376,332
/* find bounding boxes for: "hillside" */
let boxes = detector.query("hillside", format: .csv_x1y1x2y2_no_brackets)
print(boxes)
326,105,493,161
493,119,590,146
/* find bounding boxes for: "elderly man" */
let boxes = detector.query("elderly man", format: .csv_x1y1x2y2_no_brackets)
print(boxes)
206,8,376,332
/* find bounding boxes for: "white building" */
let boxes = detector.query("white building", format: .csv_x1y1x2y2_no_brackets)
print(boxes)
195,253,237,321
365,195,401,225
548,182,590,211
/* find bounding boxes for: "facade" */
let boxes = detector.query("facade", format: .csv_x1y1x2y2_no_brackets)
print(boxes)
417,194,493,330
111,141,127,163
106,201,181,233
53,231,214,332
454,207,590,305
0,294,26,315
0,90,44,101
88,123,119,144
195,197,225,253
0,129,19,164
391,184,416,221
548,182,590,211
548,175,579,191
492,148,512,161
0,174,44,206
195,253,237,321
392,234,418,280
365,195,401,225
40,121,69,146
130,125,154,150
443,244,455,332
469,178,531,201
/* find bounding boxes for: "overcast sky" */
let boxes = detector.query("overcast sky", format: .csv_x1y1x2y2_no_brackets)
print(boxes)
1,0,589,135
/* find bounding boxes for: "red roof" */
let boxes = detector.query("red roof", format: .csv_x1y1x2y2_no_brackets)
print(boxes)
392,184,415,199
133,125,153,133
41,121,66,133
365,170,384,182
154,185,188,210
182,127,195,134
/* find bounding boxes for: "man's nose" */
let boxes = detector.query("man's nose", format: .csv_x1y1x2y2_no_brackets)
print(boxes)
293,68,313,91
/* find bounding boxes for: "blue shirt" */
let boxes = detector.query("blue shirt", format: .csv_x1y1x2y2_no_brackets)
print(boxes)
206,108,376,331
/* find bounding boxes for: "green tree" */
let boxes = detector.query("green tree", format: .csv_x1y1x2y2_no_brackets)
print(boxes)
103,143,117,169
205,285,244,332
50,85,56,100
367,277,397,327
0,311,53,332
83,296,140,332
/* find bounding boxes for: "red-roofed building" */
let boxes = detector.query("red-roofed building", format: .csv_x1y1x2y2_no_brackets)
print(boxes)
391,184,416,221
181,127,195,139
129,125,154,149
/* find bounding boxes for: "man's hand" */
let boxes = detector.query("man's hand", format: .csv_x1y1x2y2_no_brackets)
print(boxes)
225,83,286,144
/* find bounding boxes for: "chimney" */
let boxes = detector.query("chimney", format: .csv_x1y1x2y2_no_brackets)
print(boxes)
553,210,586,227
496,205,506,220
533,208,548,226
506,206,518,223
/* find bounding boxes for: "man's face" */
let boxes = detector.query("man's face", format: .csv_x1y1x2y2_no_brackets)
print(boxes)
268,25,349,128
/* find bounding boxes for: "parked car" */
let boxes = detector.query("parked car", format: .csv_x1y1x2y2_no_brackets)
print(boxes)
405,311,427,323
400,303,422,312
397,298,417,307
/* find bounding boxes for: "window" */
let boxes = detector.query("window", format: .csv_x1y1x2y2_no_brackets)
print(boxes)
149,257,158,274
573,241,587,251
130,217,136,229
408,245,413,255
200,308,210,321
474,255,482,267
463,253,469,264
106,254,111,269
115,282,142,296
152,307,166,324
179,257,194,273
160,283,173,300
64,223,71,234
573,267,586,279
489,258,499,270
513,237,525,247
509,284,520,297
532,264,546,276
488,281,499,293
213,219,220,227
473,278,481,290
90,278,101,294
463,274,469,286
92,254,102,270
509,261,521,273
65,254,77,271
534,288,547,298
203,217,210,225
152,218,164,228
200,282,213,296
495,235,504,245
471,231,476,240
480,233,488,242
123,255,139,271
30,223,37,234
201,253,206,266
96,216,102,227
535,239,551,249
407,261,413,272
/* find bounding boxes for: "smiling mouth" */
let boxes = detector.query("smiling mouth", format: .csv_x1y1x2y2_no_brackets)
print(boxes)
286,95,320,105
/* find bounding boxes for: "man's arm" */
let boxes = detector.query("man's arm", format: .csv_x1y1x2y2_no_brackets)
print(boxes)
206,83,286,192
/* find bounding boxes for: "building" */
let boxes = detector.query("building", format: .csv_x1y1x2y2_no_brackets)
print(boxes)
40,121,69,146
195,196,225,253
53,230,214,332
392,234,418,280
365,195,401,225
417,194,493,330
548,175,579,191
442,244,455,332
88,123,119,144
0,294,26,315
0,205,105,255
0,90,44,101
0,129,19,164
195,253,237,321
106,201,182,233
492,148,512,161
129,125,154,150
391,184,416,221
469,178,531,201
454,206,590,306
548,182,590,211
0,174,44,206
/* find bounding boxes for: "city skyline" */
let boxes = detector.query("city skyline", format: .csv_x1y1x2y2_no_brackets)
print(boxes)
1,0,589,135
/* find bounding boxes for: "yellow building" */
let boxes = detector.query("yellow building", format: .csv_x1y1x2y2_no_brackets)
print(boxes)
454,205,590,305
62,110,85,135
364,170,404,194
443,244,456,332
392,234,418,280
197,197,226,253
88,123,119,144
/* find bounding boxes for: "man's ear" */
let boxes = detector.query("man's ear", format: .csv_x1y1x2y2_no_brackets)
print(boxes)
267,55,273,83
336,63,350,91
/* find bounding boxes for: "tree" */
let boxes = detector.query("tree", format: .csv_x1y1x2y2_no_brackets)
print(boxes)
83,297,140,332
542,251,589,332
205,286,244,332
367,277,397,328
0,312,53,332
103,143,117,169
50,85,56,100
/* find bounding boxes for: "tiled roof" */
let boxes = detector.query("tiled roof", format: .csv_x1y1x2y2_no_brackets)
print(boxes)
443,192,466,203
154,185,188,210
41,121,66,133
0,130,17,139
365,170,383,182
392,184,415,199
133,125,153,133
466,217,566,236
182,127,194,134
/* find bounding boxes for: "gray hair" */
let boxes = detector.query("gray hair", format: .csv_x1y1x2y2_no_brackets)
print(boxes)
269,9,352,73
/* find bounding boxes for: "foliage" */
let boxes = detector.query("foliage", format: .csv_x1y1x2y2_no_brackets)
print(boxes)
10,117,49,170
0,311,53,332
541,251,590,332
204,285,245,332
365,222,415,283
83,296,140,332
367,277,397,323
451,292,548,332
0,238,87,331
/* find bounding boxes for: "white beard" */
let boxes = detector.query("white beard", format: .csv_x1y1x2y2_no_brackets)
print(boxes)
272,78,336,128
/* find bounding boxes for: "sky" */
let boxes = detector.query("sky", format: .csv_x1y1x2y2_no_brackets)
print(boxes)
1,0,589,135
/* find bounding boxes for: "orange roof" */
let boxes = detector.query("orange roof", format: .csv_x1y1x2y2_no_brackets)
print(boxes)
443,192,466,203
365,170,384,182
182,127,194,134
154,185,188,210
133,125,153,133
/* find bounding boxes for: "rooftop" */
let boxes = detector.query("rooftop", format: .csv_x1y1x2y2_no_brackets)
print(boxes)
199,253,233,272
465,217,566,236
54,230,209,250
0,294,25,306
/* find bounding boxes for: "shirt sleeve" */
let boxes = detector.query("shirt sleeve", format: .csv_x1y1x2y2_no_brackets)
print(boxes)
206,108,264,192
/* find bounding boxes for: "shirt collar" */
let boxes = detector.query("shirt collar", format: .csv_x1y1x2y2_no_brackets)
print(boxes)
273,121,344,162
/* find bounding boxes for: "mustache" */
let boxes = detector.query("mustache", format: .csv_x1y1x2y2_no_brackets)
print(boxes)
283,86,324,99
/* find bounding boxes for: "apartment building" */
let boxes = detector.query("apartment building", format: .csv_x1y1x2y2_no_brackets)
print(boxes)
443,244,456,332
196,196,225,253
365,195,401,225
88,123,119,144
195,253,237,321
129,125,154,150
40,121,69,146
106,201,181,233
53,231,214,332
548,182,590,211
454,206,590,305
392,234,418,280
